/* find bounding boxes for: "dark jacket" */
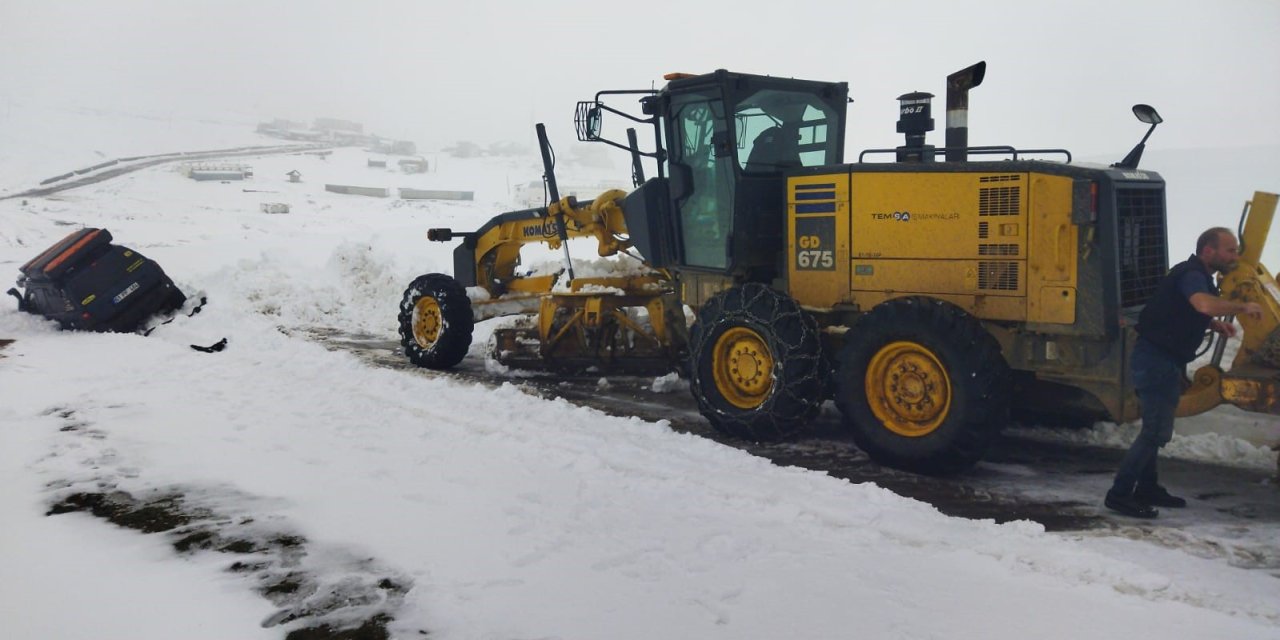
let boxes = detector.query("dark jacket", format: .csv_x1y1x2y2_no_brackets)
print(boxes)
1136,254,1218,363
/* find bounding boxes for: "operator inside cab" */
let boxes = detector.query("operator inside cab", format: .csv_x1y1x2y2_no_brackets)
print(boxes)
741,97,814,174
745,122,801,173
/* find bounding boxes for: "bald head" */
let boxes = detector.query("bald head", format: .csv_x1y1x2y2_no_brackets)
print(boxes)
1196,227,1233,254
1196,227,1240,273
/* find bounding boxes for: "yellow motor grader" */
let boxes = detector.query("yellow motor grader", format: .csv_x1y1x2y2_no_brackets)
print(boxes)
399,63,1280,474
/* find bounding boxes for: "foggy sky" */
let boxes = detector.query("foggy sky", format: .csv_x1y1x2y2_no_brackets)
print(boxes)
2,0,1278,158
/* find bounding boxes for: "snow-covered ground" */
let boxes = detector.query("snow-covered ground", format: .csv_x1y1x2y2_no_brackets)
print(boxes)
1,103,1278,639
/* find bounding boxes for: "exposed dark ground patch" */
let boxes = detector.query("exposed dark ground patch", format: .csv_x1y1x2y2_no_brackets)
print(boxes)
284,615,394,640
50,491,197,533
43,408,418,639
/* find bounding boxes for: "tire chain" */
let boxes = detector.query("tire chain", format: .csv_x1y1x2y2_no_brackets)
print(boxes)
690,283,825,441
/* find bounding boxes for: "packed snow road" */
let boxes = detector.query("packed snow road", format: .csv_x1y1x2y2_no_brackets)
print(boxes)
313,328,1280,575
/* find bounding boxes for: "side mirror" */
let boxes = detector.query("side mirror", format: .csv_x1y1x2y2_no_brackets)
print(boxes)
1113,104,1163,170
574,102,603,141
1132,104,1162,125
585,107,602,140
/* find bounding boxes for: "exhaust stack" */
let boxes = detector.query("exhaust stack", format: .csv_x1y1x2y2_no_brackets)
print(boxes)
945,61,986,162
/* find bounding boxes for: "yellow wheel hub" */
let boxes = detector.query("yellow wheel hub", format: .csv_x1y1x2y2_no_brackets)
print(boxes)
412,297,443,348
712,327,775,409
865,341,951,437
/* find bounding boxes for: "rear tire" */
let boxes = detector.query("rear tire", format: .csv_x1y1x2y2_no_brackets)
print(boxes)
398,274,473,369
835,297,1010,474
688,284,825,441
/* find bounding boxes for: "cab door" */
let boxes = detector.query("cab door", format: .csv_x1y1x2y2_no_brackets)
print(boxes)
668,94,735,270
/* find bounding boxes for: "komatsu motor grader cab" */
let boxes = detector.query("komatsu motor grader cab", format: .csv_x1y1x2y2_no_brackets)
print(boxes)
403,62,1280,474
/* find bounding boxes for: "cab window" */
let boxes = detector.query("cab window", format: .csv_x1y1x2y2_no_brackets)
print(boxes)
736,89,838,173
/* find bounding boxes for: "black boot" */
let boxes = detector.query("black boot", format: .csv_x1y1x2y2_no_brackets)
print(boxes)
1105,490,1158,518
1134,484,1187,508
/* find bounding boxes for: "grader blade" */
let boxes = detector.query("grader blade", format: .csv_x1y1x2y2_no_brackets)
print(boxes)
489,288,684,375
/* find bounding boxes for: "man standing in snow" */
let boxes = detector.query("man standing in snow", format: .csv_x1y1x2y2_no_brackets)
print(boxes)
1105,227,1265,518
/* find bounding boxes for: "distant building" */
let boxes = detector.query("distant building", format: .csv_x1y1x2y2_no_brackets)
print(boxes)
332,130,374,146
180,162,252,181
256,118,309,139
271,118,307,130
398,158,428,174
369,138,418,156
325,184,389,198
256,121,325,142
313,117,363,134
399,188,473,201
190,170,246,182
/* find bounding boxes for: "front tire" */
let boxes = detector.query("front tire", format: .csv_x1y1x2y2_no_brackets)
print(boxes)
835,297,1010,474
688,284,825,441
398,274,473,369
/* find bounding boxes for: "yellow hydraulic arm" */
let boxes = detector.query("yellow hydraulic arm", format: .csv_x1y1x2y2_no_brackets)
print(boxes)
1177,191,1280,416
429,190,637,297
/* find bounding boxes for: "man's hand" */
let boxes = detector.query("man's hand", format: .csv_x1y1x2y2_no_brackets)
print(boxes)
1210,319,1238,337
1240,301,1266,321
1190,294,1268,321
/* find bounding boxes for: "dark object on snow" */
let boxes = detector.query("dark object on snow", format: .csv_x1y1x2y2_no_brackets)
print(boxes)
9,228,186,333
137,296,227,354
141,295,208,336
190,338,227,353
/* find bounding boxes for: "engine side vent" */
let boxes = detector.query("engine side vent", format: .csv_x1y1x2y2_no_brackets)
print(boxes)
1116,187,1167,308
979,174,1021,183
979,186,1020,216
978,261,1019,291
978,243,1019,256
978,221,989,239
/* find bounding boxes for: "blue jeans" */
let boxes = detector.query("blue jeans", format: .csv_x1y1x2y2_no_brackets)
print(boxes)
1110,337,1182,495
